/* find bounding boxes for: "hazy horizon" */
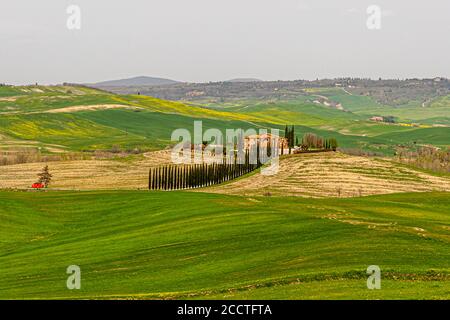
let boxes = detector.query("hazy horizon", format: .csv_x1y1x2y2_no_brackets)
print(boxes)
1,0,449,85
8,75,450,87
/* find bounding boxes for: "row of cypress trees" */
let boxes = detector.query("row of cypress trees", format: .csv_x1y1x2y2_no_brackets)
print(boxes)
149,157,261,191
284,125,295,149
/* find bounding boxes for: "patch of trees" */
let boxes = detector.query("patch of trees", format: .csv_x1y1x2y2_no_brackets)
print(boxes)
382,116,396,123
149,151,262,190
396,147,450,173
300,133,337,151
283,125,297,154
102,78,450,105
283,126,337,153
284,125,295,148
0,149,86,166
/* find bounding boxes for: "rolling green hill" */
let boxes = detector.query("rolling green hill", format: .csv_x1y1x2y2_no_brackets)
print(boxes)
0,109,267,151
1,84,449,300
0,85,448,155
0,190,448,299
377,127,450,147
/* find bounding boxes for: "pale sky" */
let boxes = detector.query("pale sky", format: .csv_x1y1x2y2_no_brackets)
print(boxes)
1,0,449,85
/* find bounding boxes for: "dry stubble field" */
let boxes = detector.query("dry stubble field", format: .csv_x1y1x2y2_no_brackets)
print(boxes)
1,151,450,197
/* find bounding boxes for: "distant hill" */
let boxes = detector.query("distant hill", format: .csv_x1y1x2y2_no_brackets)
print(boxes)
226,78,263,83
90,76,180,87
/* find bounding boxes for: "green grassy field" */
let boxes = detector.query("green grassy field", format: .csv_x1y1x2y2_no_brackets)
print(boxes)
1,84,449,300
1,85,448,155
0,190,449,299
377,127,450,147
0,109,269,151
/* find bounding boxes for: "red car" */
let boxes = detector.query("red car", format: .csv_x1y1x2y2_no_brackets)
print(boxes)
31,183,45,189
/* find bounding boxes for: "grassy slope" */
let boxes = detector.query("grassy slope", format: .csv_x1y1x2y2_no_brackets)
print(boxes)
203,91,450,151
0,190,449,299
317,88,450,123
0,109,268,151
377,127,450,147
0,86,448,153
0,86,270,151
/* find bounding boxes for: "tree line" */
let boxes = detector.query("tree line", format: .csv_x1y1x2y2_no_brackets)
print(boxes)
281,126,338,153
396,146,450,173
300,133,337,151
149,152,262,191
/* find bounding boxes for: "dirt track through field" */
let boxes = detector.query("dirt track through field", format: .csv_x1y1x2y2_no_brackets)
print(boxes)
44,104,141,113
199,153,450,197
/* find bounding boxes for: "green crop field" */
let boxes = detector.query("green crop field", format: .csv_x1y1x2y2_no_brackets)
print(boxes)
0,190,449,299
0,84,449,300
377,127,450,147
1,85,449,155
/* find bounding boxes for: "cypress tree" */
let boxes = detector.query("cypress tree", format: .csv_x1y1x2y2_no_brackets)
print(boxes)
148,169,153,190
186,165,190,189
156,167,159,190
187,165,190,188
170,166,174,190
174,166,178,190
195,165,198,188
168,166,172,190
165,166,169,190
189,165,192,189
159,166,162,190
201,164,205,187
256,141,261,167
291,126,295,148
162,166,165,190
151,168,155,190
173,166,177,190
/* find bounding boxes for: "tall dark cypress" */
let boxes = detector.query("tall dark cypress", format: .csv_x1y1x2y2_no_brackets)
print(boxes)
151,168,155,190
167,166,173,190
158,167,162,190
164,166,168,190
168,166,171,190
291,125,295,148
173,166,177,190
172,166,175,190
148,169,153,190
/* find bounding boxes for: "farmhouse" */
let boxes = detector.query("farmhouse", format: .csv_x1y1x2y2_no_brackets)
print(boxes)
370,116,384,122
